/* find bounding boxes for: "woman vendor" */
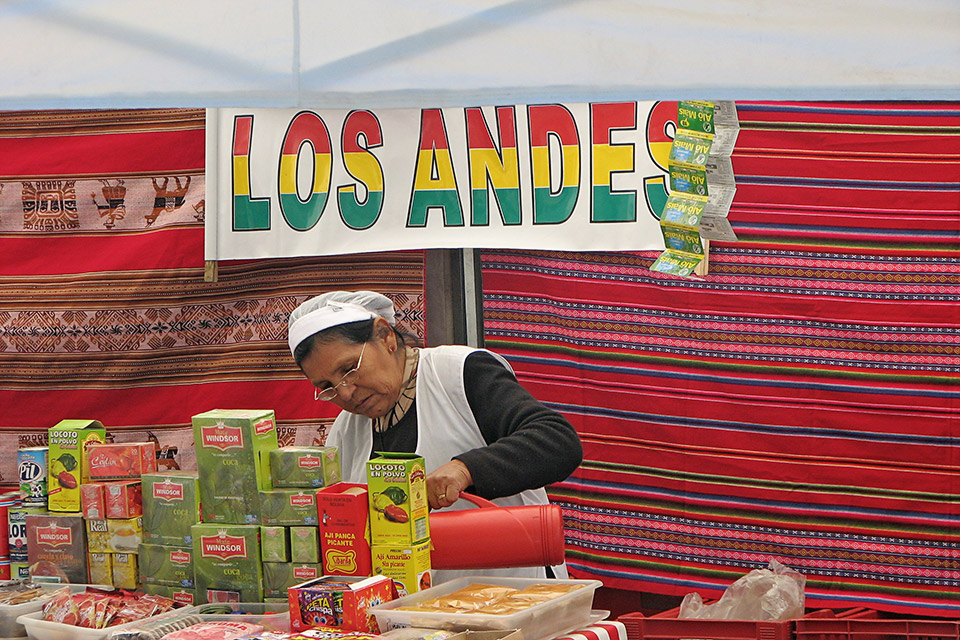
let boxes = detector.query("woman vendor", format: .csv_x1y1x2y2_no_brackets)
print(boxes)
287,290,583,581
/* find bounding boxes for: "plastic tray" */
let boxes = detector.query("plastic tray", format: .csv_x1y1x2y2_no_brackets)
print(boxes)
618,606,878,640
796,615,960,640
17,605,196,640
368,576,602,640
0,584,110,639
194,602,291,632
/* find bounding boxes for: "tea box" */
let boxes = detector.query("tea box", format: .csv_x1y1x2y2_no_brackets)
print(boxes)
105,480,142,519
17,447,48,506
260,526,290,562
192,523,264,604
262,562,322,598
192,409,279,524
290,526,320,564
366,453,429,545
138,542,195,587
87,552,112,586
140,583,197,606
142,471,200,548
47,420,106,512
259,489,319,526
80,483,107,519
25,512,87,583
112,552,138,589
87,442,157,481
316,483,370,576
86,516,142,553
270,446,341,488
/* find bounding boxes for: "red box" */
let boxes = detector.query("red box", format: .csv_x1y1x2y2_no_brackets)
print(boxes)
105,480,142,518
288,574,395,633
81,482,107,519
316,483,372,577
87,442,157,480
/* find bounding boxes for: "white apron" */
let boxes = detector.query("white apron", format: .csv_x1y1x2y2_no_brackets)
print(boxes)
327,345,568,583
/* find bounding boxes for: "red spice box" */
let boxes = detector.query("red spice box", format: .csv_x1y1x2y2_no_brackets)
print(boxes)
288,574,396,633
316,483,372,577
87,442,157,481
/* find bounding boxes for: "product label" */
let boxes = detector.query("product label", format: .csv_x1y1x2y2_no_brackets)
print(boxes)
324,548,358,574
170,549,191,564
290,493,315,507
201,533,248,560
154,480,185,502
294,565,319,580
298,455,321,469
201,422,244,451
35,524,72,547
254,418,274,435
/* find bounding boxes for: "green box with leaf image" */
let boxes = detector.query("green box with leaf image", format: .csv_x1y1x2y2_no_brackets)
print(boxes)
192,523,263,604
142,471,199,548
192,409,279,524
262,561,322,598
138,542,195,588
258,489,319,526
270,446,341,488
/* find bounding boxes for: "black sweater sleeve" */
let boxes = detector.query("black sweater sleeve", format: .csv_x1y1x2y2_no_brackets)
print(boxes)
453,351,583,499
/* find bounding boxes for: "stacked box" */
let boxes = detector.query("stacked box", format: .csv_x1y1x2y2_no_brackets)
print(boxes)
140,583,197,606
270,446,341,488
26,512,87,583
366,453,429,545
142,471,200,547
371,540,432,597
261,526,290,563
47,420,106,512
262,562,322,598
138,542,195,588
288,574,394,633
258,489,319,526
87,442,157,481
290,526,319,564
192,409,279,524
316,484,371,576
192,523,264,603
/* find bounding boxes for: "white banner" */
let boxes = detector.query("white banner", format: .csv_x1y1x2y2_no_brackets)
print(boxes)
205,102,678,260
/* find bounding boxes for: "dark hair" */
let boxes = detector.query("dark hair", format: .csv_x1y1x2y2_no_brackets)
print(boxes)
293,318,418,367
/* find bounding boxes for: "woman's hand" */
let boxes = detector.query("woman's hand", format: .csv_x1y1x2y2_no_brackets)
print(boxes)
427,459,473,510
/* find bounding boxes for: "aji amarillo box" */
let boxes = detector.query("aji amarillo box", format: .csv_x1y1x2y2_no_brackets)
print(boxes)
47,419,106,512
371,540,432,596
192,523,264,603
316,483,371,576
142,471,200,548
366,453,429,545
192,409,278,525
25,512,87,583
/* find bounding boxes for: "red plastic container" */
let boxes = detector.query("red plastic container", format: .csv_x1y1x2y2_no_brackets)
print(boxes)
429,493,565,570
619,605,878,640
796,615,960,640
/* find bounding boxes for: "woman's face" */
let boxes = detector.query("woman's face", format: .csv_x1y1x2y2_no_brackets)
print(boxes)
299,320,403,419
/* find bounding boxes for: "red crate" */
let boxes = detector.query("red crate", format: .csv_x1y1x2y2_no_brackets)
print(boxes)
796,616,960,640
619,606,878,640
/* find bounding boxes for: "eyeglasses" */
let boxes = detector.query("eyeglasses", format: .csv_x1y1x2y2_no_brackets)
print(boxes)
314,341,366,401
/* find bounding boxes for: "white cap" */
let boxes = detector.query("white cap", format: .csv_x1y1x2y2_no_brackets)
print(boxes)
287,290,396,357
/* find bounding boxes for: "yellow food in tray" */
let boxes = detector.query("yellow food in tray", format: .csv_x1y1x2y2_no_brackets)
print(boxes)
397,582,584,615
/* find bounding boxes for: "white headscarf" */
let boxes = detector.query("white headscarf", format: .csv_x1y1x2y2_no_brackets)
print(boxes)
287,290,396,358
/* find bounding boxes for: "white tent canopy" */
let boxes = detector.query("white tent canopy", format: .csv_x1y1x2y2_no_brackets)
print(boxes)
2,0,959,110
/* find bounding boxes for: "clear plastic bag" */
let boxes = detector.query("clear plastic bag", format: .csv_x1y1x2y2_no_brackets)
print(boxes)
679,559,806,621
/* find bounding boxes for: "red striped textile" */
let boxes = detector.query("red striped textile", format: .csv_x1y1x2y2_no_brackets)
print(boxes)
0,109,425,482
480,102,960,617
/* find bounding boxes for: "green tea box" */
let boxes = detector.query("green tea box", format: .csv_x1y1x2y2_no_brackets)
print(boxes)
260,526,289,562
192,523,264,604
142,471,200,547
47,420,106,512
366,453,429,545
192,409,279,524
270,446,341,488
139,543,195,588
289,526,319,563
262,562,322,598
259,489,319,526
140,583,197,607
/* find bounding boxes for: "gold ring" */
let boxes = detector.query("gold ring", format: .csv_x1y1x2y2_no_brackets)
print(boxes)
437,493,446,501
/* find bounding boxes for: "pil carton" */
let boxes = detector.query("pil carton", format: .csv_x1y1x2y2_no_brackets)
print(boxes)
366,453,429,545
270,446,341,488
371,540,432,596
142,471,200,548
192,409,279,524
288,574,395,633
192,523,264,604
316,483,371,576
47,420,106,512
